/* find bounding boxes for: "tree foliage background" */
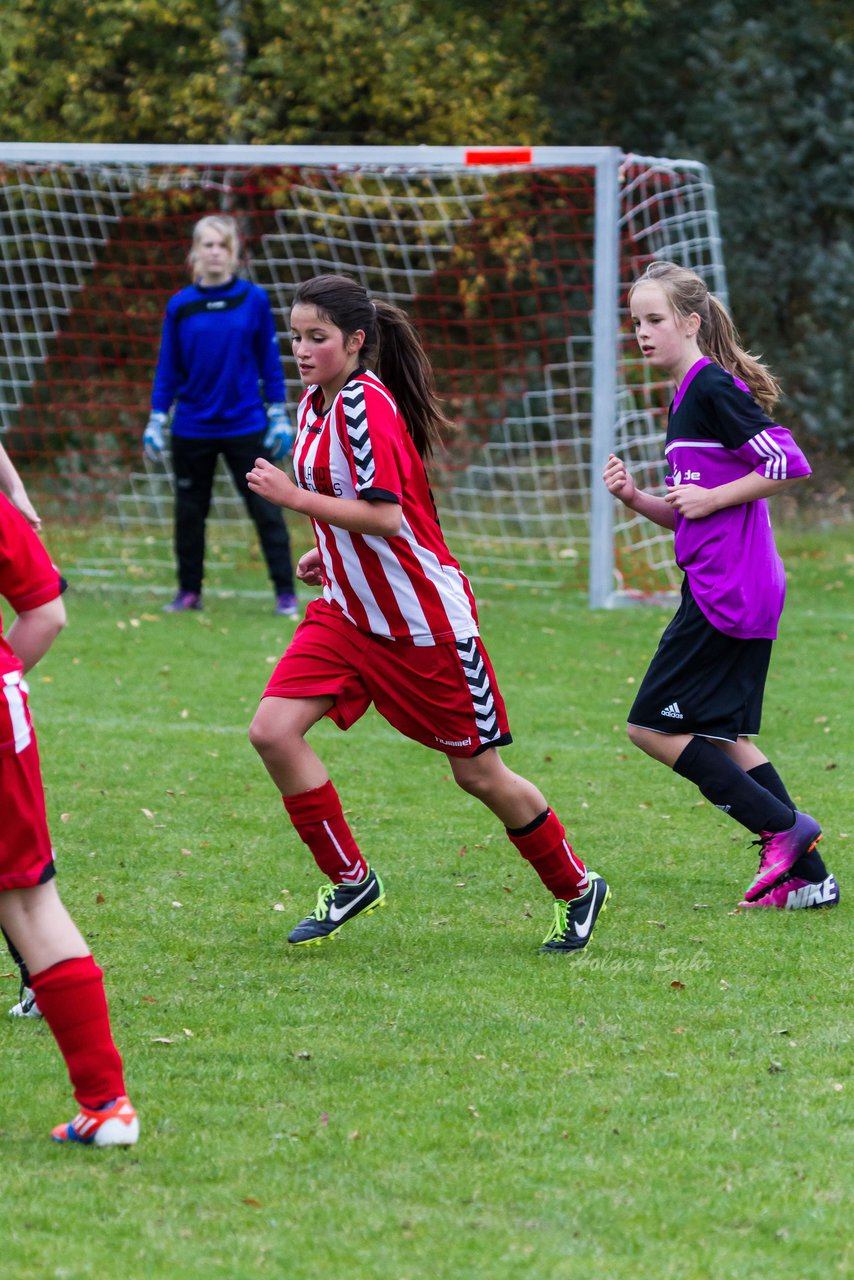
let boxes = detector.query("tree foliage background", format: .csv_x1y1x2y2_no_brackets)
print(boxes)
0,0,850,449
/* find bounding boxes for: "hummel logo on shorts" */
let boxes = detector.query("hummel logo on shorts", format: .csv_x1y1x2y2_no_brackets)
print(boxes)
660,701,683,719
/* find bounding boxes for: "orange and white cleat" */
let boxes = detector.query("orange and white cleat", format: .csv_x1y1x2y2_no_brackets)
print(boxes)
51,1095,139,1147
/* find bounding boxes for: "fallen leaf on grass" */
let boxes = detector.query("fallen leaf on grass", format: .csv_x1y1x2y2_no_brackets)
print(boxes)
768,1061,785,1074
141,808,154,820
95,892,106,904
670,980,685,990
151,1037,176,1045
242,1198,262,1208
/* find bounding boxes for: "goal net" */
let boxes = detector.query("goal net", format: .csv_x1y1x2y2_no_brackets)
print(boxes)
0,144,727,605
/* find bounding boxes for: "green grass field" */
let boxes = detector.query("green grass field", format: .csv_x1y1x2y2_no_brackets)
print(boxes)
1,526,850,1280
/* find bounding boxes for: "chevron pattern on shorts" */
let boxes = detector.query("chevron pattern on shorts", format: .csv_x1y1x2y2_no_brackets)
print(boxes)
456,637,500,743
341,383,375,489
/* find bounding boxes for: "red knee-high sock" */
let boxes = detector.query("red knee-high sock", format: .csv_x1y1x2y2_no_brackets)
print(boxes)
283,780,368,884
507,808,589,900
30,955,126,1109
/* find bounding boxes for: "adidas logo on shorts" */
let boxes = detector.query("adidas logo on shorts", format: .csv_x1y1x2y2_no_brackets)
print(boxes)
660,701,683,719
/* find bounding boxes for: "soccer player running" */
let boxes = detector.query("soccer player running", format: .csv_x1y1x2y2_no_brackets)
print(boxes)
0,442,45,1015
0,495,139,1144
246,273,609,952
603,260,838,911
143,214,299,617
0,442,42,531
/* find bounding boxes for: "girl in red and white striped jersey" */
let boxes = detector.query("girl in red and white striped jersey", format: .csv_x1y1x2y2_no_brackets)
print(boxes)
0,496,138,1145
247,274,609,953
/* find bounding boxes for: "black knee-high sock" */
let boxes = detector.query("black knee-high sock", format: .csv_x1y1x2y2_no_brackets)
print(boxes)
747,762,827,881
746,761,794,808
673,739,794,833
2,927,30,987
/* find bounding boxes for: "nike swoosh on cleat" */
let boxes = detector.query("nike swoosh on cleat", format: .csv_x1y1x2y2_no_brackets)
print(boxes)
328,881,377,923
573,892,599,939
749,858,789,887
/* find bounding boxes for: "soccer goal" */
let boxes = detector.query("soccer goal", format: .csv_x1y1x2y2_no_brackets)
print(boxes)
0,144,727,605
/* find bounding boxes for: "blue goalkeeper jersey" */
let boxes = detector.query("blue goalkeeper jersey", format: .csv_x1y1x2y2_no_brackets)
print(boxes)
151,276,286,439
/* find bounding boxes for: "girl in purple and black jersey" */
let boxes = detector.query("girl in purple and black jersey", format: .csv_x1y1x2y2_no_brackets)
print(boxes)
603,261,838,912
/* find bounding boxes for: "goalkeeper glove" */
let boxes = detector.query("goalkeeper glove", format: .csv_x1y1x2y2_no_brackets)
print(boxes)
264,404,293,460
143,411,168,461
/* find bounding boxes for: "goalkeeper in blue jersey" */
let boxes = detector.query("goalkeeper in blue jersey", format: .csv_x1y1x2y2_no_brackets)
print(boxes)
144,214,299,617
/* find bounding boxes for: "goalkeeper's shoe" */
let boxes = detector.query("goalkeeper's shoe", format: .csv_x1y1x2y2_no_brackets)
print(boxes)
287,868,386,946
540,873,610,953
51,1096,139,1147
275,591,300,619
739,871,840,911
742,811,822,902
8,984,42,1019
163,590,202,613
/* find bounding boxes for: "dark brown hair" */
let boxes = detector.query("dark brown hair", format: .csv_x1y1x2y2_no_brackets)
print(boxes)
292,274,452,458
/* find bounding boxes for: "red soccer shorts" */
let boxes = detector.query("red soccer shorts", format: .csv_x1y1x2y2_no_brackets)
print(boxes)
0,717,55,890
263,598,512,757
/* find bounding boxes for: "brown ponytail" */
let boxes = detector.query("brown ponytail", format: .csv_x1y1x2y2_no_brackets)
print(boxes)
292,274,452,459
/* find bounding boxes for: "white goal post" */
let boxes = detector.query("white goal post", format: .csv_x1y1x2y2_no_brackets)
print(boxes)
0,143,727,605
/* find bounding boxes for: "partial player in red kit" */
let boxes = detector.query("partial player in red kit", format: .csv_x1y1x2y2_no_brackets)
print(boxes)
0,494,138,1145
246,273,609,953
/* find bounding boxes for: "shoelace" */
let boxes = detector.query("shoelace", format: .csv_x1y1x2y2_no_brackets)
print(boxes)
311,883,336,920
543,900,569,942
749,833,773,871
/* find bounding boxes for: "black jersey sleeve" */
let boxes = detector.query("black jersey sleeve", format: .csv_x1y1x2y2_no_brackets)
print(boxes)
698,365,779,450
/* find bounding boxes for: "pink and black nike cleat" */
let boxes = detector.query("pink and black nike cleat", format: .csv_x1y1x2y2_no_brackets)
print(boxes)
52,1096,139,1147
742,812,822,903
740,871,839,911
